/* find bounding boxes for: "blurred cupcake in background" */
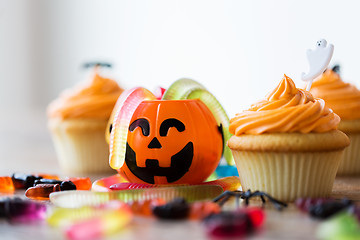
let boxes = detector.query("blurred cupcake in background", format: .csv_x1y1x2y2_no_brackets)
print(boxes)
228,75,349,202
310,65,360,175
47,63,123,174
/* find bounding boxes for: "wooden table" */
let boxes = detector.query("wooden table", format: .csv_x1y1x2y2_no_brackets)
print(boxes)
1,109,359,240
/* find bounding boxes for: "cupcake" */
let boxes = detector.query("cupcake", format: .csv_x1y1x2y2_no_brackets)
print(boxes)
228,75,349,202
47,69,123,173
310,67,360,175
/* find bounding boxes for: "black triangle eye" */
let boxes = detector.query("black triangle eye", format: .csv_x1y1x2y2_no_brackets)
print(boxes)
109,123,113,133
129,118,150,136
159,118,185,136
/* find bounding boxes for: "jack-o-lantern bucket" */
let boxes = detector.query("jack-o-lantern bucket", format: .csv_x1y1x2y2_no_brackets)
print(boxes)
119,99,223,184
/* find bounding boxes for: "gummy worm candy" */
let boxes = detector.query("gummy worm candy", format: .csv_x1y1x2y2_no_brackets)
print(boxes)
109,87,156,169
48,201,132,240
50,185,223,208
110,176,240,192
93,175,240,192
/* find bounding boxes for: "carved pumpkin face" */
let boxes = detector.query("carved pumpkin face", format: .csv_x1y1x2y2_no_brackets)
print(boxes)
118,99,223,184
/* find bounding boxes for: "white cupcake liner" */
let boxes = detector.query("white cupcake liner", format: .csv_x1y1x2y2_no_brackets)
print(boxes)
337,133,360,175
232,150,344,202
49,119,114,174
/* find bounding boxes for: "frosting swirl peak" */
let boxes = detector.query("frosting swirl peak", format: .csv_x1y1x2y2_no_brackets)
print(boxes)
310,69,360,120
47,73,123,120
229,75,340,135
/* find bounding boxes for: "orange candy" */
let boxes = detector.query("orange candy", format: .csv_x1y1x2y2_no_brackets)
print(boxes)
129,199,166,216
0,176,15,193
189,201,221,220
35,173,60,180
66,177,92,190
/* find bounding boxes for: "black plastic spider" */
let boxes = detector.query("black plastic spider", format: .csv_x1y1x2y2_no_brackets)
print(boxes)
213,190,288,211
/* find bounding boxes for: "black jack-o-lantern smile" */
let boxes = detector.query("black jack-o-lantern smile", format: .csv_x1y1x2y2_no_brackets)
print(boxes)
125,118,194,184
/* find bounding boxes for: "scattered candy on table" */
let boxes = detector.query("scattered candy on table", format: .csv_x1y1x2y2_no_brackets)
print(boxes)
0,197,47,222
128,198,166,216
151,198,221,220
0,176,15,193
203,208,265,238
47,201,132,240
65,177,92,191
109,176,241,192
25,181,77,200
50,185,224,208
152,198,190,220
316,212,360,240
0,173,92,200
11,173,43,189
295,198,353,219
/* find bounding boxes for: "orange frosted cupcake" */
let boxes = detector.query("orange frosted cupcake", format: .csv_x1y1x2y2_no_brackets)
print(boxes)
47,70,123,173
228,75,349,202
310,67,360,175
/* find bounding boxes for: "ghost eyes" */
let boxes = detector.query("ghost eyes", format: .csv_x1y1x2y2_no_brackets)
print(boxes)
129,118,185,137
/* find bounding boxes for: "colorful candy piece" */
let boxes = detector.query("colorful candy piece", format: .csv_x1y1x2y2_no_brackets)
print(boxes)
11,173,42,189
316,212,360,240
48,201,130,227
215,165,239,178
110,176,240,192
92,174,129,192
0,176,15,193
128,199,166,216
48,201,132,240
152,198,190,219
201,177,240,191
0,197,47,222
154,87,166,100
34,176,91,190
65,207,132,240
66,177,92,190
295,198,353,219
188,201,221,220
34,179,62,185
109,87,156,169
35,173,60,180
95,175,240,192
26,181,76,200
203,208,265,238
162,78,205,100
50,185,223,208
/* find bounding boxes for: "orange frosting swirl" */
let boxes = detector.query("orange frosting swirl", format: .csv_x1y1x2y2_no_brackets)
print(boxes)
310,69,360,120
229,75,340,135
47,73,123,120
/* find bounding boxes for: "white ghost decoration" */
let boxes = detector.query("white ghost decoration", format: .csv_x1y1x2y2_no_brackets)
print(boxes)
302,39,334,91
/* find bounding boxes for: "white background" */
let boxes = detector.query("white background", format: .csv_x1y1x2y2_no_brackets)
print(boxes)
1,0,360,117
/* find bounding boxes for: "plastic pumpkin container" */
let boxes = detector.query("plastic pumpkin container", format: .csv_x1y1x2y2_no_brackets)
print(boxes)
119,99,223,184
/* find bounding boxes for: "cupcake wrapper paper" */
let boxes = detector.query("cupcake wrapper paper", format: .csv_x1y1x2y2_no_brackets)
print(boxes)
337,133,360,175
232,150,344,202
49,120,113,174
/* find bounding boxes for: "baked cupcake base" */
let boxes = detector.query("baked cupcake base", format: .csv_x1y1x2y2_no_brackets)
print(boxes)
49,118,114,174
228,130,350,202
337,119,360,175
